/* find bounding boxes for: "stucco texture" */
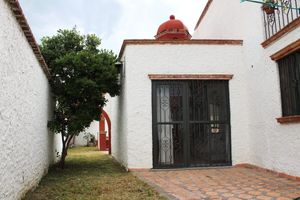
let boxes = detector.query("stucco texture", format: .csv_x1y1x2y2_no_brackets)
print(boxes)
0,1,61,199
193,0,300,177
112,0,300,177
110,69,129,168
112,43,249,170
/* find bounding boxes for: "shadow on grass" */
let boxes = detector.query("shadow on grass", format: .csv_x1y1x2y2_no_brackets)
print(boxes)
23,147,165,200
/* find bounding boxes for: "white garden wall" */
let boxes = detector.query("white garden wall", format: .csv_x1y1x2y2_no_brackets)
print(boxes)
193,0,300,176
0,1,61,199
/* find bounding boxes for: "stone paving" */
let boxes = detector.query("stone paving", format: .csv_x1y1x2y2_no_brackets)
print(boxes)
135,167,300,200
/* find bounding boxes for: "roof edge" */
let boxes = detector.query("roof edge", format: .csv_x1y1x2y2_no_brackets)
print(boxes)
118,39,243,59
194,0,213,31
6,0,50,79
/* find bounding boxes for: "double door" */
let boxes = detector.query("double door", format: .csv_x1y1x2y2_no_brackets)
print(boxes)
152,80,231,168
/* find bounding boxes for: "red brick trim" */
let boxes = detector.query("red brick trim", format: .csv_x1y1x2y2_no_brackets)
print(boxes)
235,163,300,181
194,0,213,30
128,168,151,172
276,115,300,124
262,17,300,48
148,74,233,80
6,0,50,79
119,39,243,59
270,38,300,61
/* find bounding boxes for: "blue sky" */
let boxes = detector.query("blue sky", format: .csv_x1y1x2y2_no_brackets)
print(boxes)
19,0,206,54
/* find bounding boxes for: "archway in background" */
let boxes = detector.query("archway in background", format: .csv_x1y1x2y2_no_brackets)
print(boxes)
98,109,111,154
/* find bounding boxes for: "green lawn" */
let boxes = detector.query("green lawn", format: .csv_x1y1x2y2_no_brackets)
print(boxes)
24,147,165,200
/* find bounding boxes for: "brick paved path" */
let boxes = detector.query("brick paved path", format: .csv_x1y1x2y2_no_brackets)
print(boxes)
135,167,300,200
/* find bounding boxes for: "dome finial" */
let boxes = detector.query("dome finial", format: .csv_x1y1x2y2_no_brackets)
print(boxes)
155,15,191,40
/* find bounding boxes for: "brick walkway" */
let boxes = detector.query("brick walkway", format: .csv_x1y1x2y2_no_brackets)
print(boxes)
135,167,300,200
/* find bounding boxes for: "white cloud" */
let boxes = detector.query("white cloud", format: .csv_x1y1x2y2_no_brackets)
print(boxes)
19,0,206,53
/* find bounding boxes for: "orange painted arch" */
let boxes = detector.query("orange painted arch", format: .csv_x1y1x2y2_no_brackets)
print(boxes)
99,109,111,154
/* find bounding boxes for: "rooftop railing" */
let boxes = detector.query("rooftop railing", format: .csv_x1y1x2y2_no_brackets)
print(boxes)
262,0,300,39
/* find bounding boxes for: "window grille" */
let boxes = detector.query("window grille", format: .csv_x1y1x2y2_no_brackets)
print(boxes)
278,50,300,116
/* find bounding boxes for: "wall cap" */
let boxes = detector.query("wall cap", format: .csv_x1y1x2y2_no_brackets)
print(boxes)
194,0,213,30
6,0,50,79
118,39,243,59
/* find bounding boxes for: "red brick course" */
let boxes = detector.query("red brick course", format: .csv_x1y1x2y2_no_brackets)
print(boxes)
118,39,243,59
271,38,300,62
148,74,234,80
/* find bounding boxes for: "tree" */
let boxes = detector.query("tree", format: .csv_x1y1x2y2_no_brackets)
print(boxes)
40,28,120,168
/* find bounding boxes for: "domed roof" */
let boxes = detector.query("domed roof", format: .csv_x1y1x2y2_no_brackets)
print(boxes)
155,15,191,40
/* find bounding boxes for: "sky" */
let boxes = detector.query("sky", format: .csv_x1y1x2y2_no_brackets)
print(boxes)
19,0,206,54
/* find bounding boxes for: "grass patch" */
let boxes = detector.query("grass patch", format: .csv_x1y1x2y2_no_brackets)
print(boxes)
24,147,165,200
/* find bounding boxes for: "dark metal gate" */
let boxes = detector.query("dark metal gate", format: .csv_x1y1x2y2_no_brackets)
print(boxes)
152,80,231,169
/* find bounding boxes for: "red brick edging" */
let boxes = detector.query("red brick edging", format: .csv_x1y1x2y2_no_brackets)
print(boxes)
128,168,151,172
129,164,300,182
235,163,300,181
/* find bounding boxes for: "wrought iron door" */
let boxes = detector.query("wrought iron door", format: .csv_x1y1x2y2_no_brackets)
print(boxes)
152,80,231,168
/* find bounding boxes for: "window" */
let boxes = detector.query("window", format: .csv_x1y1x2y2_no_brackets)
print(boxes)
278,50,300,117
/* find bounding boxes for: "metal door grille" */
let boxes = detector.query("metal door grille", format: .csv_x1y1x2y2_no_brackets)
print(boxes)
152,80,231,169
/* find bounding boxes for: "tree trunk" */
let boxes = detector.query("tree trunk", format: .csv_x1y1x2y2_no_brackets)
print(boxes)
58,134,74,169
59,132,67,169
59,147,68,169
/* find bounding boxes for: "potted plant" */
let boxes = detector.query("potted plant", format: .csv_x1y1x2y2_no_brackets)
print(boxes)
262,0,277,14
83,132,96,147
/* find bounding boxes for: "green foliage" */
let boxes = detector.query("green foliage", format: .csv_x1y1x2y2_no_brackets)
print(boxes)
40,28,120,167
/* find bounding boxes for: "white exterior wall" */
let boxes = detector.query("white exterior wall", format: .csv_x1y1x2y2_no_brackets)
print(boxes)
122,44,249,169
193,0,300,176
75,120,99,146
248,27,300,177
0,1,61,199
110,62,129,168
112,0,300,176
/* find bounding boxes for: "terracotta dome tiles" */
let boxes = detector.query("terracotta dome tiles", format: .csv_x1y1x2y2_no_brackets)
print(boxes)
155,15,191,40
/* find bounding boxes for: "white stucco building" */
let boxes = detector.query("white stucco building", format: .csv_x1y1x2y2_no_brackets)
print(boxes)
0,1,61,199
110,0,300,178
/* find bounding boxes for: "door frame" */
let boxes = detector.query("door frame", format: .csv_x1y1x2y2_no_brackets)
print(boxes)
152,80,232,169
